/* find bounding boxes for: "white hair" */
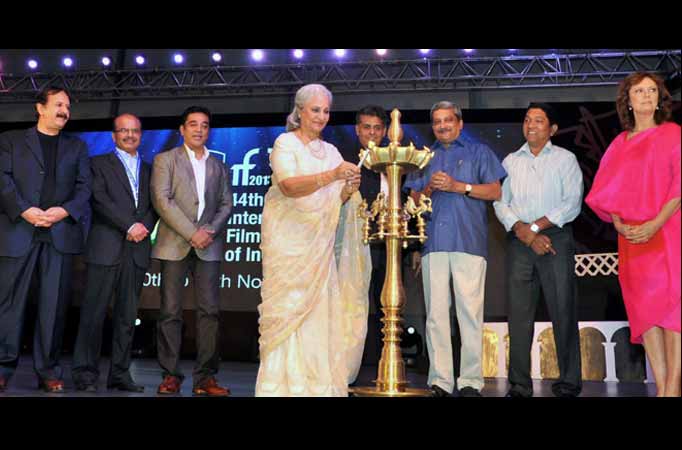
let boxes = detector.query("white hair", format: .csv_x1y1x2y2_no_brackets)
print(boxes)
430,101,462,122
285,84,333,132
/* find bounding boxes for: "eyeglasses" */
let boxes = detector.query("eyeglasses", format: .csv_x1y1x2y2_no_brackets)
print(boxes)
114,128,141,134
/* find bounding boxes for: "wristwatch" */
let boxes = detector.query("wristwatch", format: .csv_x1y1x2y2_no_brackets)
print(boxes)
464,184,473,196
530,222,540,233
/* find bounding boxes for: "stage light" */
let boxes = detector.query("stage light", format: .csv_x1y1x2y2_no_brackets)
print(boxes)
376,49,387,56
173,53,184,64
334,49,346,58
508,49,517,52
101,56,111,66
135,55,145,65
407,326,415,335
293,49,304,59
62,57,73,68
251,49,264,61
135,318,141,326
211,51,222,63
464,49,474,53
27,59,38,70
419,49,431,55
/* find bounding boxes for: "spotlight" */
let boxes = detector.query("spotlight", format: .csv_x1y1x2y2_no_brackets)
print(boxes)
211,51,222,63
173,53,184,64
251,49,264,61
508,49,517,52
334,49,346,58
101,56,111,66
27,59,38,70
135,55,145,65
419,49,431,55
293,49,304,59
463,49,474,53
376,49,387,56
135,318,141,327
407,326,415,335
62,57,73,68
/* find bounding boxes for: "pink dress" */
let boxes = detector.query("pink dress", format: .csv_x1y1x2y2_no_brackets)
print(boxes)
585,122,681,344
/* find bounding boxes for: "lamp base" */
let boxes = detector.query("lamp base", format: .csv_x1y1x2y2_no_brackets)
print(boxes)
349,386,432,397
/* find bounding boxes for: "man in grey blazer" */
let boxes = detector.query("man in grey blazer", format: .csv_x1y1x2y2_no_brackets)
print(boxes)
151,106,232,396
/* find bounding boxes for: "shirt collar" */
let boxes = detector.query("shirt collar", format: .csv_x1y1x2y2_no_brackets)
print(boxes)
185,144,209,161
519,140,554,157
432,137,466,151
115,146,138,160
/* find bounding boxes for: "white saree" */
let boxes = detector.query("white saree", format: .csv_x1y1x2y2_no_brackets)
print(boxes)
255,132,371,397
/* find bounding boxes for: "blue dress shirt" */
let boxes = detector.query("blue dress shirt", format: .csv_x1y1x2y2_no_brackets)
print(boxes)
404,137,506,259
114,147,140,207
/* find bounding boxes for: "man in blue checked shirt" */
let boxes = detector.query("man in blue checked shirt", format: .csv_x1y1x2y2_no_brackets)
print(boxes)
493,103,583,398
72,113,157,393
404,101,506,397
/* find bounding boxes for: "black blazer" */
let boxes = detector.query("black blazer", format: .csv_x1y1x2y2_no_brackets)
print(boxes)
0,126,91,257
85,151,157,268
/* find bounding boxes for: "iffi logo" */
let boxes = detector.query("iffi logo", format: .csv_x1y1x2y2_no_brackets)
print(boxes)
229,147,273,187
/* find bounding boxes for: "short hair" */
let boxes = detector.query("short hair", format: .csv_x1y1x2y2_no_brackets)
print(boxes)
430,101,462,122
35,85,70,119
36,85,70,106
355,105,388,127
616,71,672,131
180,106,212,126
526,103,559,127
112,113,141,131
286,84,333,132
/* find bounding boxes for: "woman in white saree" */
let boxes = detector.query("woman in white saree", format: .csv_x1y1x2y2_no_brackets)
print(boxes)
255,84,371,397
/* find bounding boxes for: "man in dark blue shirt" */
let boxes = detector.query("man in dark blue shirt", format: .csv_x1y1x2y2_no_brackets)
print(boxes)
404,101,506,397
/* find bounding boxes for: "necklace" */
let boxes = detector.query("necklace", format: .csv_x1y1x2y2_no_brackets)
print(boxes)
308,139,326,160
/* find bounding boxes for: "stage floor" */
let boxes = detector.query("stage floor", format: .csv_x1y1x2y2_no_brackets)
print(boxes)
0,355,656,397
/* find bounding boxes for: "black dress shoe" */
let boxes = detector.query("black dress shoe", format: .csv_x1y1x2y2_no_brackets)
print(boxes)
108,381,144,393
505,389,529,398
551,384,580,398
430,385,452,397
459,387,483,397
75,383,98,393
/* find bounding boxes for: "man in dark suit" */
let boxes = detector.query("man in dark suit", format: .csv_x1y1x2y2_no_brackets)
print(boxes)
151,106,232,396
340,105,389,368
71,113,157,393
0,86,91,393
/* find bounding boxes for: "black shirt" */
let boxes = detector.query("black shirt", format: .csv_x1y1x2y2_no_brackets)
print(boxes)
36,131,59,242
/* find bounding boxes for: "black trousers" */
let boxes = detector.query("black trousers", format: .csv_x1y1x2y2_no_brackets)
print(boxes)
0,241,72,382
72,244,145,386
506,225,582,397
366,244,387,364
157,251,220,386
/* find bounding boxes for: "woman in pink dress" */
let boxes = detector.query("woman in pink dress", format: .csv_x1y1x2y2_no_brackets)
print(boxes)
586,72,680,397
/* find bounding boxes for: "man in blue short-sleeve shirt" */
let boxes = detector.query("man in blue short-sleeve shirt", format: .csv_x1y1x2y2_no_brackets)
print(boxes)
404,101,506,397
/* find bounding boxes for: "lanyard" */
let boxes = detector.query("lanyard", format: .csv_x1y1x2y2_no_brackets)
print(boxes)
115,150,141,207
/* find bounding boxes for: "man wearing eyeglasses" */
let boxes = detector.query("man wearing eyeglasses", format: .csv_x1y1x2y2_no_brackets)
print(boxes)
404,101,506,398
71,113,157,393
0,86,91,393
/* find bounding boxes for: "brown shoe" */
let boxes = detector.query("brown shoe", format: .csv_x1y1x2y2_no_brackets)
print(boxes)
193,377,230,397
39,379,64,393
157,375,181,395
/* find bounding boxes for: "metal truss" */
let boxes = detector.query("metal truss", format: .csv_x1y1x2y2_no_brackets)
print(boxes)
1,50,680,103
